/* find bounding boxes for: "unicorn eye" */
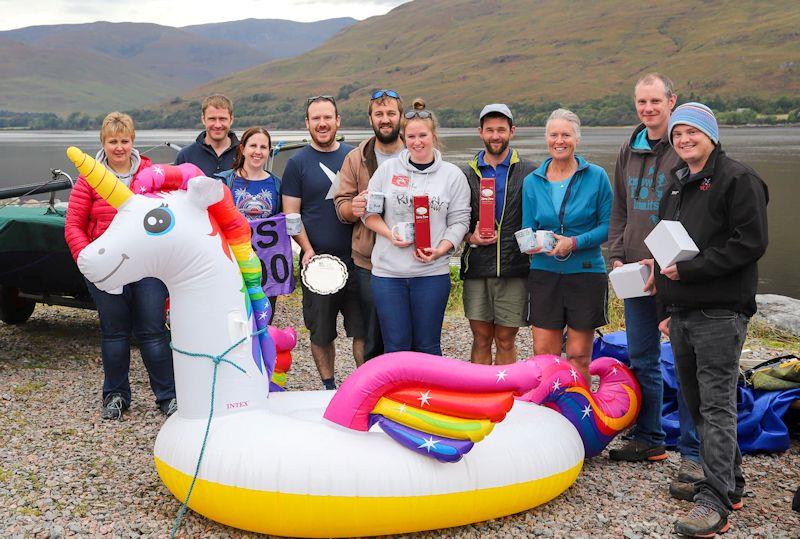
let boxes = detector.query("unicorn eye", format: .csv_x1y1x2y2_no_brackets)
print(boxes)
143,205,174,236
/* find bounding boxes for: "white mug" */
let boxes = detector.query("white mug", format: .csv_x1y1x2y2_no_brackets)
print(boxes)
535,230,556,252
366,191,385,213
285,213,302,236
514,228,537,253
391,221,415,243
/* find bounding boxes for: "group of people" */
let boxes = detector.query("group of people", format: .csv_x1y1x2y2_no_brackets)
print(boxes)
65,72,769,537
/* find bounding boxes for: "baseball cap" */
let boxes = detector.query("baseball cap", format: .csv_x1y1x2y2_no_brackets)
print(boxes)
479,103,513,122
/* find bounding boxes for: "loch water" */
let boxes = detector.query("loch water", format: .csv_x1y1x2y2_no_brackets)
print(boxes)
1,126,797,298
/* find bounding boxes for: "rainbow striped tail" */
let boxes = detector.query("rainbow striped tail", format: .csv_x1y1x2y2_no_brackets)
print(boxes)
519,355,641,458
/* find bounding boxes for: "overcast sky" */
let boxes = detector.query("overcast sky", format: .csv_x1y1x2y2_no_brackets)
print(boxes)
0,0,410,31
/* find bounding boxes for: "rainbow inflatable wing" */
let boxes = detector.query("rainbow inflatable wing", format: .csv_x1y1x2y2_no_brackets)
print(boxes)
325,353,544,462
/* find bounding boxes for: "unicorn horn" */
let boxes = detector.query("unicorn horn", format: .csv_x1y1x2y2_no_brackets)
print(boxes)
66,146,134,208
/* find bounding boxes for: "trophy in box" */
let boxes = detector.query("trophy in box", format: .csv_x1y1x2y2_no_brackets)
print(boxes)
413,195,432,252
478,178,496,239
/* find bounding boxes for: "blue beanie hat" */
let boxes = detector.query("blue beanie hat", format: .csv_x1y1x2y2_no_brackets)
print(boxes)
669,102,719,145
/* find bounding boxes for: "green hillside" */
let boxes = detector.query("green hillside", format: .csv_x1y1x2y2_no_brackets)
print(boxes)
0,36,178,114
166,0,800,127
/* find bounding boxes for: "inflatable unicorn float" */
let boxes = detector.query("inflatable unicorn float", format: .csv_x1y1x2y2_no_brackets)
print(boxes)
67,147,640,537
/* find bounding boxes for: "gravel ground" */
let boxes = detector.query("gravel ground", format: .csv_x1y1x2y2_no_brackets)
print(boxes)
2,302,799,538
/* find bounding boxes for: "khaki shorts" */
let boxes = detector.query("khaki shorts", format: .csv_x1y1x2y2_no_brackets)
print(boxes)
462,277,528,327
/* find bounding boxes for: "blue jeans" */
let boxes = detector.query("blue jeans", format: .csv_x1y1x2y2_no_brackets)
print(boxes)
624,296,699,460
355,266,383,361
669,309,747,516
371,274,451,356
86,277,175,405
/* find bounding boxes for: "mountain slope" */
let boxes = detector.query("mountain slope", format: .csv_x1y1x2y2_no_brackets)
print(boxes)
180,0,800,115
182,17,355,59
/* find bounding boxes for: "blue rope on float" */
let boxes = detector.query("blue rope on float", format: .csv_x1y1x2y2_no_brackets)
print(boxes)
168,326,266,538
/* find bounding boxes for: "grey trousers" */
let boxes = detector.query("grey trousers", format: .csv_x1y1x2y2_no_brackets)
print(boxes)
669,308,747,517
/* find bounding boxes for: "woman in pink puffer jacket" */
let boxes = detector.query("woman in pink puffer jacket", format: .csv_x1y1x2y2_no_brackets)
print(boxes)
65,112,175,421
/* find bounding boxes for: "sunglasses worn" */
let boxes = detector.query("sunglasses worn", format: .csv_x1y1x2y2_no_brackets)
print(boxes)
404,110,432,119
370,89,401,100
306,95,336,105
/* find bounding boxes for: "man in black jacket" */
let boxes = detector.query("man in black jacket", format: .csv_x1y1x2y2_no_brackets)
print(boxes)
175,94,240,177
460,104,536,365
647,103,768,537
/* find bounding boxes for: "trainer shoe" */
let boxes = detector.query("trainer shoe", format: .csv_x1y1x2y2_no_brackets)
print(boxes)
101,393,128,420
678,458,705,483
608,439,668,462
674,503,729,537
158,398,177,417
670,481,743,511
670,480,697,502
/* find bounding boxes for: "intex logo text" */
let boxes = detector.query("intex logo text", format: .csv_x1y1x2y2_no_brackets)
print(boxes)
226,401,249,410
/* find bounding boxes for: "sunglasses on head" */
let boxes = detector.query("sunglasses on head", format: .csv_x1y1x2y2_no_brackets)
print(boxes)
404,110,432,119
370,89,401,100
306,95,336,105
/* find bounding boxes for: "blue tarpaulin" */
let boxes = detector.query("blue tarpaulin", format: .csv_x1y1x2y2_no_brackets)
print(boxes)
593,330,800,454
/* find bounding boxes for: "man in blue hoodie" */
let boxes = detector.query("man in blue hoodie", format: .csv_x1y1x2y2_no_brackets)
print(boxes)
606,75,701,497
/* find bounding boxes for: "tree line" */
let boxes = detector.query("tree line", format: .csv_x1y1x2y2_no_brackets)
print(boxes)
2,94,799,130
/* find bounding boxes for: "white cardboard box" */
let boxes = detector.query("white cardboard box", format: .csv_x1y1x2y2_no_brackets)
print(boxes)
644,220,699,269
609,263,652,299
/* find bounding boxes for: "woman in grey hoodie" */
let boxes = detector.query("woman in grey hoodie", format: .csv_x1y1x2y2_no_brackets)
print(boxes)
364,99,470,355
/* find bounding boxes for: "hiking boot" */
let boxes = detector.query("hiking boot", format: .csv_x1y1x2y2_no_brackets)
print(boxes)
158,398,177,417
730,493,743,511
678,458,705,483
674,503,729,537
608,439,668,462
101,393,128,420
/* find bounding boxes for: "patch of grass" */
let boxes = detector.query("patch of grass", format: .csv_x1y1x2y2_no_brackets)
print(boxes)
18,506,41,517
446,265,464,314
12,380,45,395
23,470,43,491
606,292,625,332
748,321,800,349
73,502,88,517
0,467,12,483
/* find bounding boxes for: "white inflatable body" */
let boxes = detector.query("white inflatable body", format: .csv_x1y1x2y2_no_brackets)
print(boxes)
155,391,583,537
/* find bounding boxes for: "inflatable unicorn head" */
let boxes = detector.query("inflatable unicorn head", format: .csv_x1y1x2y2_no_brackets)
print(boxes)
67,147,276,420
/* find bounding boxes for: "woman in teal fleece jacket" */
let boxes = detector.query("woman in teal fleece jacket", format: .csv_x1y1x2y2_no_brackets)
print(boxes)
521,108,613,386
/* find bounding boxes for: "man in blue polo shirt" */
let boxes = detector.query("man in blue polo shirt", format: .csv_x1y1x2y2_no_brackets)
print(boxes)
175,94,240,177
460,104,536,365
